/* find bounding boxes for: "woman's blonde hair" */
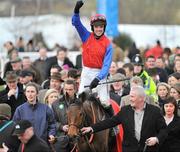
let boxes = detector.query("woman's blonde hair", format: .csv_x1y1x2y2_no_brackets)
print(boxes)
44,89,59,104
157,82,170,93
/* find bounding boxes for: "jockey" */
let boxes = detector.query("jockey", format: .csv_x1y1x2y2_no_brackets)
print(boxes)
72,0,114,115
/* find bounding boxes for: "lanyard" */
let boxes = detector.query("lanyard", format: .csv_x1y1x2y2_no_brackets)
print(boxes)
0,121,13,132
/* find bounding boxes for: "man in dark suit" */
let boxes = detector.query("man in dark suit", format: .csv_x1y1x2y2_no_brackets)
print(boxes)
45,46,74,79
0,71,26,118
82,86,167,152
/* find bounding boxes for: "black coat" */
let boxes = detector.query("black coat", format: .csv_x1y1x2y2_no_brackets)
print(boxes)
159,116,180,152
52,95,78,135
18,135,50,152
45,56,74,79
0,77,6,86
92,103,167,152
0,83,26,118
0,120,20,152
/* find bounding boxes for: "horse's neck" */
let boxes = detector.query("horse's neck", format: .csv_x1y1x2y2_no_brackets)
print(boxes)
83,102,105,124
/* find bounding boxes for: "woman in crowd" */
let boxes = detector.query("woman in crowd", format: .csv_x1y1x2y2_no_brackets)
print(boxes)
160,96,180,152
156,82,170,108
44,89,60,108
174,59,180,73
170,83,180,116
168,72,180,87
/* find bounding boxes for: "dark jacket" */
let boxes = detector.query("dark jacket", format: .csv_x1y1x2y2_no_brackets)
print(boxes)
33,57,49,84
52,95,78,135
0,83,26,117
0,120,20,152
159,116,180,152
92,103,167,152
13,102,56,142
0,77,6,86
45,56,74,79
18,135,50,152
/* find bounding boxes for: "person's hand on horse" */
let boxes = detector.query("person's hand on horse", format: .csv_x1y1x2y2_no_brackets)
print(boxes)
62,125,69,132
81,127,93,135
48,135,56,144
90,77,100,89
74,0,84,13
0,143,9,152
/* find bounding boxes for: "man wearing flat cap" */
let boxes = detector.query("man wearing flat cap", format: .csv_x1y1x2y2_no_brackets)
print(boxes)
10,57,22,76
12,120,50,152
19,70,34,88
110,73,129,105
38,72,63,103
0,71,26,118
0,103,20,152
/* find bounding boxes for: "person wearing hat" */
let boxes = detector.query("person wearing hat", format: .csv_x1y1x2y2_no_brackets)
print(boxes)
13,120,50,152
19,70,34,87
132,54,158,102
0,71,26,118
38,72,63,103
12,82,56,143
10,57,22,76
72,1,114,113
41,65,62,89
3,49,19,78
0,103,20,152
109,73,129,105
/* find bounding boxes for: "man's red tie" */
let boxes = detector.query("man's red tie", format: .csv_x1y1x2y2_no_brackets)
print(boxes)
21,143,25,152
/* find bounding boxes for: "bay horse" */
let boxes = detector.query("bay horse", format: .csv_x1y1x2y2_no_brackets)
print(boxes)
67,92,109,152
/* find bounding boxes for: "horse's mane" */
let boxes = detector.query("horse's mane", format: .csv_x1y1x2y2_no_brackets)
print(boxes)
78,91,106,126
69,101,82,107
79,91,105,112
86,95,105,112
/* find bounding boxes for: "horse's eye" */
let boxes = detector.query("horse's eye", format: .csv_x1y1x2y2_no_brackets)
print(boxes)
79,112,83,116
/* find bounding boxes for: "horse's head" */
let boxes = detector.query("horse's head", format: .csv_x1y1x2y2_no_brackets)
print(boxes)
67,92,110,151
67,103,84,139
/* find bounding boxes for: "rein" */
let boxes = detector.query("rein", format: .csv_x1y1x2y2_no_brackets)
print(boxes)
70,143,78,152
88,102,96,143
69,101,103,152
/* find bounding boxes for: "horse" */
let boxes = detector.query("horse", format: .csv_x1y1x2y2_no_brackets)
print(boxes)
67,92,109,152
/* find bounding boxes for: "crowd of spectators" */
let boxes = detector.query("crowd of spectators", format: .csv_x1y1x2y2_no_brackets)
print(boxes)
0,37,180,152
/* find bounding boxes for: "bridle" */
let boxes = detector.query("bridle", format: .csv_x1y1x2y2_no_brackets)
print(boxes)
68,102,97,152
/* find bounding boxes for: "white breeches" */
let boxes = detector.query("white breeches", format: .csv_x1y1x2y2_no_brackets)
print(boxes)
78,66,110,107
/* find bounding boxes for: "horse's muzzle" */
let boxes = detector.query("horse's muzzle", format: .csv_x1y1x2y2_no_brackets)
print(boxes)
68,134,81,144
